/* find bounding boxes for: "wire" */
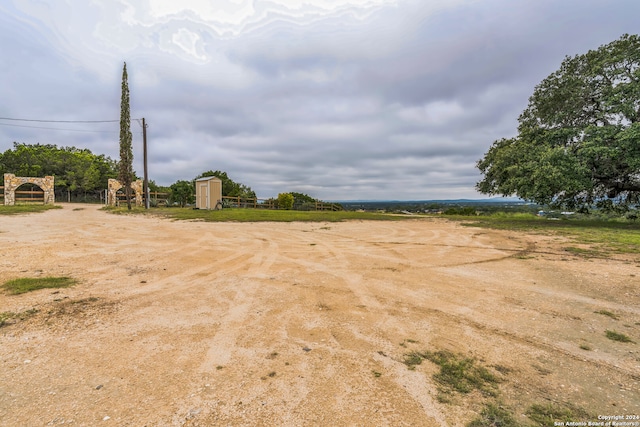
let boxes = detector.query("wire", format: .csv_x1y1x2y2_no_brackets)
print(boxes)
0,117,143,123
0,117,119,123
0,122,118,133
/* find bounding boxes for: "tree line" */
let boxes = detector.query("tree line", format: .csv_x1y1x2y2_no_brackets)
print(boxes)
0,142,118,201
0,142,322,207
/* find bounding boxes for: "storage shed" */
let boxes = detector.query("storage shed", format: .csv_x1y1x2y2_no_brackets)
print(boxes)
195,176,223,210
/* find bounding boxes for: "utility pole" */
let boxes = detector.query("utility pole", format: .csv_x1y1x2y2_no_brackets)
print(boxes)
143,117,149,209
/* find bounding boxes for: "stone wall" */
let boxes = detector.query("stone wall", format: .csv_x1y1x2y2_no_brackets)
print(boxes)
3,173,55,206
108,179,143,207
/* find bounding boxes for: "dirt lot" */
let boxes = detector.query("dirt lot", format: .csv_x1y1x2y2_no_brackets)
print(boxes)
0,203,639,426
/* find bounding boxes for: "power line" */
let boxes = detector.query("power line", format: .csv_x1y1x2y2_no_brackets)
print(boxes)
0,122,118,133
0,117,143,123
0,117,119,123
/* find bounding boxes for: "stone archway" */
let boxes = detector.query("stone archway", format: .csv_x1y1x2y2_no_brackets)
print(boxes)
108,178,143,207
3,174,55,206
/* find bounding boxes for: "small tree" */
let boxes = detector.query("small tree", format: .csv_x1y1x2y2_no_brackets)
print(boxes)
277,193,294,210
169,180,195,207
118,62,134,210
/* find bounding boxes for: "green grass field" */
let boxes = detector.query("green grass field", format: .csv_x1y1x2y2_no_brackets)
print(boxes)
103,206,409,222
457,213,640,255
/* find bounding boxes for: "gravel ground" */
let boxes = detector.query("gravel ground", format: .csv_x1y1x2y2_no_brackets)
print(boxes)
1,204,639,426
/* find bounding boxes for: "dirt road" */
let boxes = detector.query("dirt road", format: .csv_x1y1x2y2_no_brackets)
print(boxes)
1,204,638,426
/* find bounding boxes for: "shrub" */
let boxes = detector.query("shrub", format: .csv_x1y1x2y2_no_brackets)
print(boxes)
277,193,294,210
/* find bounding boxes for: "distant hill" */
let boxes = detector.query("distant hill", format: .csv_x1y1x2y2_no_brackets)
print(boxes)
333,198,536,212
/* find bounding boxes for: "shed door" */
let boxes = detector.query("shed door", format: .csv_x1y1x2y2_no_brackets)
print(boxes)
199,183,208,209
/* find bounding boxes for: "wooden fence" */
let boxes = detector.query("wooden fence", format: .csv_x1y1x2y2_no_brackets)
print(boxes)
0,186,45,203
115,191,170,206
313,202,342,211
221,196,341,211
222,196,274,209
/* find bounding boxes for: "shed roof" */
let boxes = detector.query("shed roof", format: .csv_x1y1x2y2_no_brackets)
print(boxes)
195,176,222,182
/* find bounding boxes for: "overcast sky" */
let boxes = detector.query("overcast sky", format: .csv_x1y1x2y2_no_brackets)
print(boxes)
1,0,638,200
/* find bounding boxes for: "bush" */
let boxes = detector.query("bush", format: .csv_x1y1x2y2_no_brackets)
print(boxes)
277,193,294,210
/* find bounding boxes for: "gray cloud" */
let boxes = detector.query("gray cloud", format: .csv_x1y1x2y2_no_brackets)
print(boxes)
1,0,639,200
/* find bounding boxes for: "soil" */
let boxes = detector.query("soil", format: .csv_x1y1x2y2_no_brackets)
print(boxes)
1,203,639,426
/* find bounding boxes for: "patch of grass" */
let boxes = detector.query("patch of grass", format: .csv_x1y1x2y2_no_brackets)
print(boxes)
2,277,77,295
0,312,15,327
399,339,418,348
402,352,422,369
564,246,603,257
605,330,635,343
0,204,61,215
460,215,640,256
0,308,39,327
467,403,520,427
404,350,500,397
216,365,224,370
594,310,619,320
372,370,382,378
104,206,410,222
579,344,592,351
526,403,589,426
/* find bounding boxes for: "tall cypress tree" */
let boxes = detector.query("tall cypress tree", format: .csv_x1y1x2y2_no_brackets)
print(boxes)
119,62,134,210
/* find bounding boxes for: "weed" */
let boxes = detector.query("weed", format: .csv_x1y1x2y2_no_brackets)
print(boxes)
372,371,382,378
2,277,77,295
399,339,418,348
0,308,39,327
404,350,500,397
0,312,15,327
605,330,635,343
594,310,619,320
526,403,589,425
316,302,331,311
579,344,592,351
467,403,519,427
428,351,500,397
402,352,423,368
216,366,224,370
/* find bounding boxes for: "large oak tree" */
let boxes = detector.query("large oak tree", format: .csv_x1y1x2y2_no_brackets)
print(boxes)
477,34,640,211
